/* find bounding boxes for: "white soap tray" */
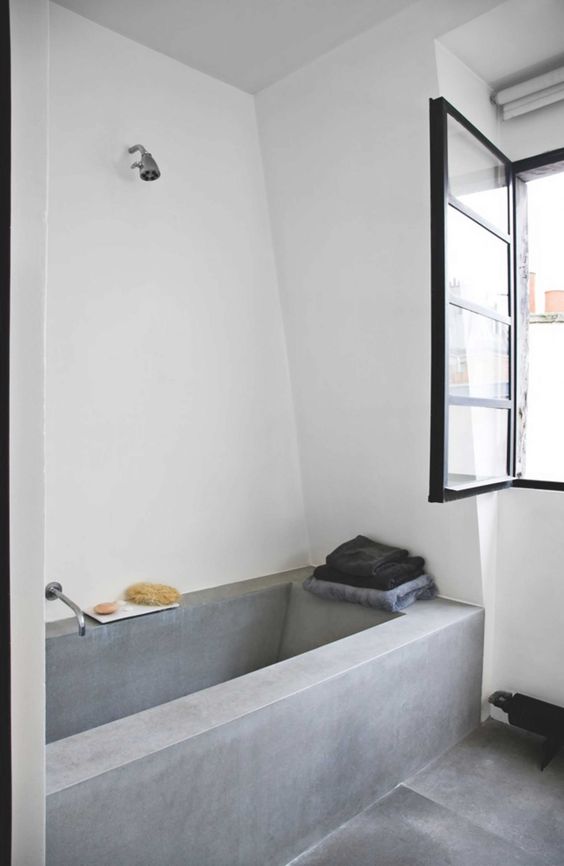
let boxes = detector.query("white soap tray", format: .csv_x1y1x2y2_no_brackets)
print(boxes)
85,599,180,624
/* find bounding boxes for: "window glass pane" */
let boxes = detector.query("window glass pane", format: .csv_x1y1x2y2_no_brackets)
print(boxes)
521,171,564,482
448,115,508,231
525,320,564,481
449,307,509,399
448,207,508,314
448,406,508,486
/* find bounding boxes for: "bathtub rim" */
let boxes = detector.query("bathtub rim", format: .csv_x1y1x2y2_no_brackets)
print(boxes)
45,567,315,639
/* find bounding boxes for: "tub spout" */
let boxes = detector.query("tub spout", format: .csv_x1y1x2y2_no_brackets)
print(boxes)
45,582,86,636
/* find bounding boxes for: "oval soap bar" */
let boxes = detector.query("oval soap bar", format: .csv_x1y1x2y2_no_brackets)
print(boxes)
94,601,118,615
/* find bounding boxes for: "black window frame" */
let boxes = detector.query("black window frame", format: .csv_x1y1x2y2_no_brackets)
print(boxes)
429,97,515,502
429,96,564,501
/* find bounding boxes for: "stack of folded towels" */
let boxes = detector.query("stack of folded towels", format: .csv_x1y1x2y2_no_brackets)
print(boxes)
303,535,437,612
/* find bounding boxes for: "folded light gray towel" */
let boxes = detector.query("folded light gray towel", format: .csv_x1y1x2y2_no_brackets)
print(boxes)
303,573,437,612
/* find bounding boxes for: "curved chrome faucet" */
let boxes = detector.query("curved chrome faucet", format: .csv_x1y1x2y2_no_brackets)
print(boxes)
45,582,86,636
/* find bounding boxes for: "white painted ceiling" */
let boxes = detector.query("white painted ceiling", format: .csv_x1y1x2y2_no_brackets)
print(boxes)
53,0,420,93
439,0,564,91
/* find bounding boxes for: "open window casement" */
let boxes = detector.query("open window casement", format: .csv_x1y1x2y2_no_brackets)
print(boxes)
428,97,564,502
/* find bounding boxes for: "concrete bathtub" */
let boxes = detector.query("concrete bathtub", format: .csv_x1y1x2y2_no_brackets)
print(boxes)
46,568,484,866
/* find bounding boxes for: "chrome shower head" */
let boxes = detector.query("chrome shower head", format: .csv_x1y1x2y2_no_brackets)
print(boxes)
128,144,161,181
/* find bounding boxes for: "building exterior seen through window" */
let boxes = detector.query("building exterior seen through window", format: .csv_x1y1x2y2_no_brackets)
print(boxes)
522,172,564,482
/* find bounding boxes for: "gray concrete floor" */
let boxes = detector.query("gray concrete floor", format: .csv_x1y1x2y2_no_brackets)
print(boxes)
290,720,564,866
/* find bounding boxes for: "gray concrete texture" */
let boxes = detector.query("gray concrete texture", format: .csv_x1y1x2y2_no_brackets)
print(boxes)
46,571,395,742
408,719,564,865
292,721,564,866
47,582,289,742
290,785,548,866
46,570,484,866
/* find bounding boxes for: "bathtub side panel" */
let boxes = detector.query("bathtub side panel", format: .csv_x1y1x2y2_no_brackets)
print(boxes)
46,609,484,866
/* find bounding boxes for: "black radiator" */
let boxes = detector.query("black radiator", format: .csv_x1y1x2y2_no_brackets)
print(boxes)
489,691,564,770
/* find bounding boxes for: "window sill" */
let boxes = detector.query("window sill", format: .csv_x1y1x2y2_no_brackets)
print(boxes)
429,477,514,503
512,479,564,492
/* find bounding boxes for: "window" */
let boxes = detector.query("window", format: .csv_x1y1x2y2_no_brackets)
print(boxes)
513,151,564,488
429,97,564,501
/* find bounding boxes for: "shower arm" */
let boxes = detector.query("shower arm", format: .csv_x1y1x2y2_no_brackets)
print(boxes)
128,144,148,168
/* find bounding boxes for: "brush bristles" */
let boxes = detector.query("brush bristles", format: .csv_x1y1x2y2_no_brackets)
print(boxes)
125,582,181,607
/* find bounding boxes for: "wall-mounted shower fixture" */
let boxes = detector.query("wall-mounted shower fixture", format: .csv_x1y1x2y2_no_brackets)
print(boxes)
128,144,161,181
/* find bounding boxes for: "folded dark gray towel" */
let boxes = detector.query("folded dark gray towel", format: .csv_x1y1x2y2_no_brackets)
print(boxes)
303,573,437,613
314,558,425,591
326,535,408,578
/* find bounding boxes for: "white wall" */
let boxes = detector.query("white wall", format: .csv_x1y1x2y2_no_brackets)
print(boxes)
491,98,564,709
434,40,502,708
257,0,502,617
256,0,564,715
45,4,308,621
494,488,564,706
10,0,48,861
434,41,499,141
256,0,564,718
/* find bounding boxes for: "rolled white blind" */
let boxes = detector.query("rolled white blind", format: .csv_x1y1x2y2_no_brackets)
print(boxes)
494,66,564,120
